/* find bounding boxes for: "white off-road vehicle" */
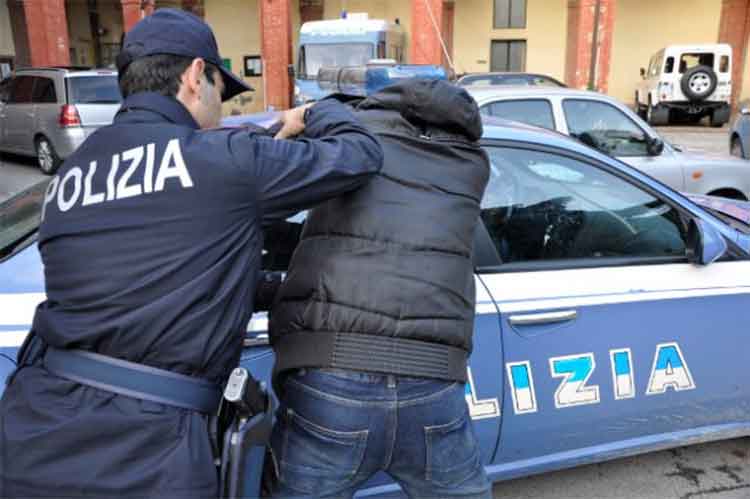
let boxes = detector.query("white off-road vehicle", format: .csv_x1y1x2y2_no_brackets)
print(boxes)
635,44,732,127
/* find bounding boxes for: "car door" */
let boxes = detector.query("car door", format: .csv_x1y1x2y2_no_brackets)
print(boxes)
4,75,36,154
560,97,685,192
477,141,750,479
238,212,505,492
31,76,60,146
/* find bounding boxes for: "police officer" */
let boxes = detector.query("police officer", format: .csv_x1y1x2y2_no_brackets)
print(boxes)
0,9,382,498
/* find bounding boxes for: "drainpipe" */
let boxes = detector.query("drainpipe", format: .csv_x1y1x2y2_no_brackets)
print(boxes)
588,0,602,91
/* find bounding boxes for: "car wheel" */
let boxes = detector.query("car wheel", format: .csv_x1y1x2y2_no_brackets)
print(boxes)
681,65,718,102
731,136,745,158
647,99,670,126
35,136,62,175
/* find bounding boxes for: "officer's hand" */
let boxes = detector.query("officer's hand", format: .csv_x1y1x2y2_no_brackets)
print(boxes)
274,104,313,140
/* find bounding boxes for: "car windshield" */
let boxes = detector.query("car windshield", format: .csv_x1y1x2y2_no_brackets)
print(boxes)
67,76,122,104
300,43,373,79
0,181,46,262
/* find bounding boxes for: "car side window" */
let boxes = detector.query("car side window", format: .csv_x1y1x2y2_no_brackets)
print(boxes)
32,77,57,104
483,99,556,130
0,78,10,103
9,76,33,104
563,99,650,157
479,145,687,265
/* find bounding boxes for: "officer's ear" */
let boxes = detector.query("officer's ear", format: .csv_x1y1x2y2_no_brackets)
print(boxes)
182,58,206,99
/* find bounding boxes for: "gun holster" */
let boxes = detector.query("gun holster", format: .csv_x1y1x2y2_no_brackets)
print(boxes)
214,367,275,499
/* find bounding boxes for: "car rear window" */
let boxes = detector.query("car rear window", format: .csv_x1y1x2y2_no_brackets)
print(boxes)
679,53,715,73
66,76,122,104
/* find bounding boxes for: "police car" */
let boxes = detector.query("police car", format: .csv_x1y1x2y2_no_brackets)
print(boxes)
2,116,750,496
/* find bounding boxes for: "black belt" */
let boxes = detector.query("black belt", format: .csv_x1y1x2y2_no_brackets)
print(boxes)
273,332,469,382
43,347,222,413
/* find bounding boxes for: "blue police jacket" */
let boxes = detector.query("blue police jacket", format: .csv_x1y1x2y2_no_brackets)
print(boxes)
31,92,383,383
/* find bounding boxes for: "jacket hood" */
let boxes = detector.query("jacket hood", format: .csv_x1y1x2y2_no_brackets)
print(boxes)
357,79,483,142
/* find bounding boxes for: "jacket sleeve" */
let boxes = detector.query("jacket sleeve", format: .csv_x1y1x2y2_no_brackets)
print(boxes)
228,99,383,223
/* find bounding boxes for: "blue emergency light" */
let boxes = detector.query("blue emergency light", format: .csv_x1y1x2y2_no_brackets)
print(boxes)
317,64,448,96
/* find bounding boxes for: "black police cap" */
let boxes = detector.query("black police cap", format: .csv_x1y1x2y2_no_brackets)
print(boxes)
116,8,253,101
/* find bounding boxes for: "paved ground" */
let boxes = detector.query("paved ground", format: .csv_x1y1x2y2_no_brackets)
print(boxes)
0,153,47,200
1,126,748,499
492,438,750,499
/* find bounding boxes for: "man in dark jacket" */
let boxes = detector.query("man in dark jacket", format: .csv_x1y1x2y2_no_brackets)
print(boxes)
0,9,382,498
267,80,492,497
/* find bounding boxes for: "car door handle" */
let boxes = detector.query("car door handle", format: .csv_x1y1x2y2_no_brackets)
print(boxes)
508,310,577,326
243,332,269,347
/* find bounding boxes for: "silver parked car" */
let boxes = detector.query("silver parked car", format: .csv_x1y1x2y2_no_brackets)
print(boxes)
468,86,750,200
729,103,750,159
0,67,121,174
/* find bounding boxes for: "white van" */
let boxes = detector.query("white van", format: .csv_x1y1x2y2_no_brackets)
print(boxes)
635,44,732,127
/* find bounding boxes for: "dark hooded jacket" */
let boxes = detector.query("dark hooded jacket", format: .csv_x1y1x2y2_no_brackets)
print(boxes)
269,80,490,385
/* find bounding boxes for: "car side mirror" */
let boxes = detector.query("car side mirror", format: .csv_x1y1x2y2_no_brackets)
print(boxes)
686,218,727,265
740,107,750,116
640,67,646,78
646,136,664,156
287,64,295,78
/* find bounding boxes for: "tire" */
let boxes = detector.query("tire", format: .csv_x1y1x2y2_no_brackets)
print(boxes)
710,106,730,128
35,136,62,175
731,136,745,158
647,99,670,126
681,65,718,102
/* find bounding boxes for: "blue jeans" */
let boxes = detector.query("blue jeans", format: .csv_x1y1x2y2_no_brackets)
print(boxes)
268,368,491,498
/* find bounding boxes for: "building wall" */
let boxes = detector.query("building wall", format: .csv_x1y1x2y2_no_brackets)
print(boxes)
67,0,96,67
610,0,722,104
205,0,264,114
0,0,15,58
97,0,125,67
742,26,750,105
452,0,567,80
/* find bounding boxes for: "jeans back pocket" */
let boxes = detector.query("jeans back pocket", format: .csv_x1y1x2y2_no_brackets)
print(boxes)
424,409,482,487
280,408,369,495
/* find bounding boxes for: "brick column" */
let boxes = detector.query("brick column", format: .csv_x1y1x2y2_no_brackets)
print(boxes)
121,0,142,33
410,0,443,65
8,0,70,67
260,0,293,110
565,0,616,92
718,0,750,108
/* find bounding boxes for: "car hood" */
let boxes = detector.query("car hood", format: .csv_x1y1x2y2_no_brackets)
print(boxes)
0,241,44,294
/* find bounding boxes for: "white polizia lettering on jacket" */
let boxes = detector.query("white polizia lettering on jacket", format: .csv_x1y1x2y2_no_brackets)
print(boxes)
42,139,193,220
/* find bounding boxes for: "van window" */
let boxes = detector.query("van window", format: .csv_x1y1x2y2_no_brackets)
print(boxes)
66,76,121,104
679,53,715,73
9,76,34,104
720,55,730,73
32,77,57,104
0,78,11,103
664,57,675,74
